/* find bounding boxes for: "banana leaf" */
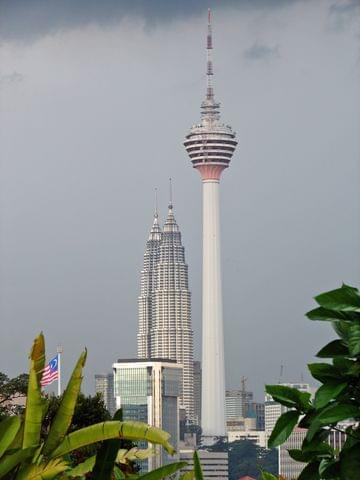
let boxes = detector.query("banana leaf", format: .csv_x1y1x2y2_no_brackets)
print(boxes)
118,421,175,455
179,471,195,480
43,350,87,455
193,451,203,480
137,461,188,480
65,455,96,477
9,417,25,451
23,334,47,448
116,447,154,463
31,333,46,385
15,458,69,480
50,421,175,458
0,416,21,458
0,447,36,478
92,409,123,480
113,466,125,480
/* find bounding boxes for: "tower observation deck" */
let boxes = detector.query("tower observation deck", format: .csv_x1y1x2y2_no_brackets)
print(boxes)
183,10,238,438
184,9,237,182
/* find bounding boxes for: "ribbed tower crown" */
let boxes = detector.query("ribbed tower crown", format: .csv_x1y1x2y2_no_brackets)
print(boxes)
183,9,237,181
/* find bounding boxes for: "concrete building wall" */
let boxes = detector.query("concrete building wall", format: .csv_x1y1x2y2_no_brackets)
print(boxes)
180,450,229,480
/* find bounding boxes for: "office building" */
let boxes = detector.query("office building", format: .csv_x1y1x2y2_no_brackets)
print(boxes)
225,389,253,420
180,450,228,480
113,359,182,470
248,401,265,431
95,373,116,416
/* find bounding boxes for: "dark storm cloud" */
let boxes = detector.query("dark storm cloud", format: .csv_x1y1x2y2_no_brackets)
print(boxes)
328,0,360,31
243,42,280,61
0,0,305,42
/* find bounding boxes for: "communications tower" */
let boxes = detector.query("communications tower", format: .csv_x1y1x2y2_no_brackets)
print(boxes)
184,10,238,437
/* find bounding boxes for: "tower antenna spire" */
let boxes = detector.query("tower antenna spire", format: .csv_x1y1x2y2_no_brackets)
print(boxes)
169,177,173,209
206,8,214,102
154,188,158,218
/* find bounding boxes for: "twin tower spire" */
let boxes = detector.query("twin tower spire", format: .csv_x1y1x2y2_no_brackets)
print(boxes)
149,180,177,241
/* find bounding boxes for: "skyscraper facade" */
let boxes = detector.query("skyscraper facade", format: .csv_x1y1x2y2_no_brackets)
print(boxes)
193,360,202,426
137,212,161,358
137,203,194,420
95,373,116,416
225,389,254,420
113,359,182,470
184,10,237,437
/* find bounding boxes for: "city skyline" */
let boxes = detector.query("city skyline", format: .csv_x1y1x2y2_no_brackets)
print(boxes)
1,1,359,401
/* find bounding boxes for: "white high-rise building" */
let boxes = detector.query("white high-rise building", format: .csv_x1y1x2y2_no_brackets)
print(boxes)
137,201,194,420
184,10,238,437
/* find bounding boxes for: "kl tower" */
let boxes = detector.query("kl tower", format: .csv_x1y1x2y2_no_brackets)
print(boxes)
184,9,237,438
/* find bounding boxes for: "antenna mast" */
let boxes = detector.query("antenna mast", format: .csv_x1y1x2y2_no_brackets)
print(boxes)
206,8,214,101
154,188,158,218
169,177,173,209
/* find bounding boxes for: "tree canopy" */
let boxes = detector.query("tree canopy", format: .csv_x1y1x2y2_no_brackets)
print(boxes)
265,283,360,479
0,372,28,419
204,439,278,480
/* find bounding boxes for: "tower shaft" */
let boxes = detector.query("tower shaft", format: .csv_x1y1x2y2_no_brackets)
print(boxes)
202,179,225,436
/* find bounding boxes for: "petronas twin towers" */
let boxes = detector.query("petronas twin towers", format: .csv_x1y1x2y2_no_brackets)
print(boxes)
137,200,194,420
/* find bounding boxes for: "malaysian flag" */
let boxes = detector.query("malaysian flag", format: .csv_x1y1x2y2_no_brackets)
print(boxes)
41,355,59,387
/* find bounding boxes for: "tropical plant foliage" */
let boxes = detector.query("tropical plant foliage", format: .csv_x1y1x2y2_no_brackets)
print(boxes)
0,333,177,479
203,438,277,480
265,284,360,480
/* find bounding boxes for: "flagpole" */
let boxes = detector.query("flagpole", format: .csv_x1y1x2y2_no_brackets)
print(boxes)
57,345,63,397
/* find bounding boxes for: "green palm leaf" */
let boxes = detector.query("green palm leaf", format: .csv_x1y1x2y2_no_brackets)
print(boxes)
23,334,47,449
92,409,123,480
31,333,46,385
65,455,96,478
179,471,195,480
137,461,188,480
0,416,21,458
16,458,69,480
50,421,175,458
0,447,36,478
116,447,154,463
193,451,204,480
43,350,87,455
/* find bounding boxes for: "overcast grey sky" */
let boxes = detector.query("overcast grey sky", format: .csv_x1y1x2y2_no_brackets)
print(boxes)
1,0,359,400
